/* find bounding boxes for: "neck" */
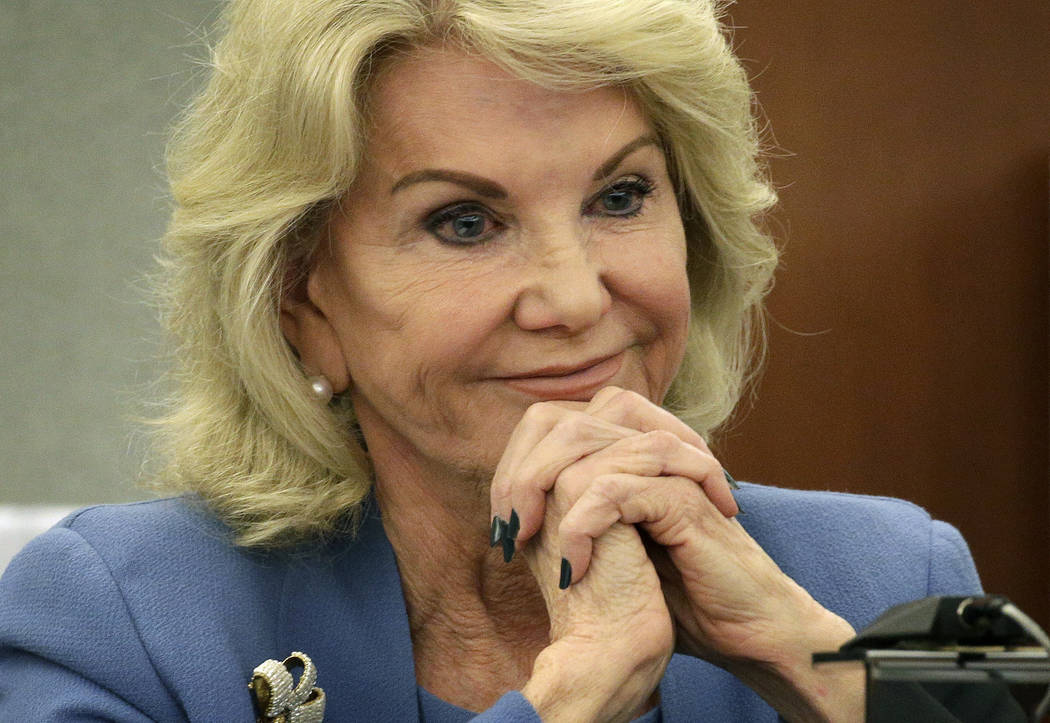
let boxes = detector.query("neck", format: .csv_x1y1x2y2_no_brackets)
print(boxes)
364,417,550,709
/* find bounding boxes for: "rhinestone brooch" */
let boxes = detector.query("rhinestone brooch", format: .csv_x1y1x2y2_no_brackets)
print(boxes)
249,651,326,723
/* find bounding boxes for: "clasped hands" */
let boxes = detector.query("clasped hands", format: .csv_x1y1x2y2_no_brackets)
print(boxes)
490,387,863,722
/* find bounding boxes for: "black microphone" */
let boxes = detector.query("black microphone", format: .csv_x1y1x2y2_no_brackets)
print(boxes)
841,594,1035,650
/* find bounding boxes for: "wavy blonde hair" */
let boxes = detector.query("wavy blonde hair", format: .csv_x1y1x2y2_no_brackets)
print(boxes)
154,0,778,546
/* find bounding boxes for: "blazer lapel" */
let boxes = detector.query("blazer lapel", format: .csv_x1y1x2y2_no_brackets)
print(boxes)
277,504,420,721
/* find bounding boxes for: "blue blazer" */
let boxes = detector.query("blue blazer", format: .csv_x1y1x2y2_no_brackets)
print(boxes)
0,483,981,721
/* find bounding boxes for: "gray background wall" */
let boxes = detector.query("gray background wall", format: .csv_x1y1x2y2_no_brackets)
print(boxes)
2,2,221,504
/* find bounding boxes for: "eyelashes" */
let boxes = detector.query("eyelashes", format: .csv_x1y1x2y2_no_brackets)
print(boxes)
423,175,657,246
590,176,655,218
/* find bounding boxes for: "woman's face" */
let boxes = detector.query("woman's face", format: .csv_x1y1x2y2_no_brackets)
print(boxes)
296,47,691,477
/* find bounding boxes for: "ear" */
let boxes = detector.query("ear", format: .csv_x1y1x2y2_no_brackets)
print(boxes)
279,265,352,394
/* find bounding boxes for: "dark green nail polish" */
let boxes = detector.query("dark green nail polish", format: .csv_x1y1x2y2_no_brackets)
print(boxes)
501,509,520,562
559,558,572,590
507,509,520,539
490,517,505,547
723,469,744,514
722,468,739,490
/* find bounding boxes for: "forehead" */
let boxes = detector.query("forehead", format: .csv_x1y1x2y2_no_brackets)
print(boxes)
363,46,654,173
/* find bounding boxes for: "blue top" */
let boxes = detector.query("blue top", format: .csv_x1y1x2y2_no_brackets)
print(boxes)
0,483,981,721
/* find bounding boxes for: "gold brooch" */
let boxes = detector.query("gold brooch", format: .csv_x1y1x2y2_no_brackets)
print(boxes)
249,651,326,723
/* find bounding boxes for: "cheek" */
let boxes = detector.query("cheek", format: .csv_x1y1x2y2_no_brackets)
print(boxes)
604,225,691,386
645,259,691,366
332,252,515,369
608,224,690,322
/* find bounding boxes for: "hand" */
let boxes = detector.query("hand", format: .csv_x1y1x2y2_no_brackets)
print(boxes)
520,495,673,722
561,479,864,720
495,388,723,721
492,386,768,663
493,387,862,721
490,386,738,558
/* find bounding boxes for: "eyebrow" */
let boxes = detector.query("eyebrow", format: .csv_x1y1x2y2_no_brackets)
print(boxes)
390,169,507,199
591,134,662,182
388,134,662,197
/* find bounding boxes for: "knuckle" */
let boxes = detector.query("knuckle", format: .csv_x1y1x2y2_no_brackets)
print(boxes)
698,453,722,477
607,387,646,413
643,429,680,455
550,411,587,441
592,473,626,504
606,388,657,428
554,463,583,488
590,385,622,406
490,485,508,504
523,401,558,426
490,475,511,499
554,463,592,500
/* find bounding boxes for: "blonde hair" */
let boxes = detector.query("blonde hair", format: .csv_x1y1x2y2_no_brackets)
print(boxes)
155,0,778,546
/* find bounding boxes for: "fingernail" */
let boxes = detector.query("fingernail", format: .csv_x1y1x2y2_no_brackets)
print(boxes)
502,510,520,563
722,468,740,490
559,558,572,590
489,517,505,547
723,469,744,514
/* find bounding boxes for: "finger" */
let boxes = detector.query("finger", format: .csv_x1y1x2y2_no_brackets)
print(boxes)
495,387,700,524
586,388,738,507
495,401,589,490
490,389,731,559
494,409,641,551
557,430,738,518
558,473,701,586
586,389,743,493
586,387,712,454
491,389,734,558
489,402,575,546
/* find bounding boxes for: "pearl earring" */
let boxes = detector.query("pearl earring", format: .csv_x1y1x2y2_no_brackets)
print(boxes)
307,375,333,403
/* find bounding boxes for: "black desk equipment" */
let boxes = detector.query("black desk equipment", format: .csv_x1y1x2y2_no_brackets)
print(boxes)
814,595,1050,722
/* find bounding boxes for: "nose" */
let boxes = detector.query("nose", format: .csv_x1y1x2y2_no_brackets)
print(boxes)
512,231,612,333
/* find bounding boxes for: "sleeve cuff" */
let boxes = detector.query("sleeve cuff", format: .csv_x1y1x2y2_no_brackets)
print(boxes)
470,690,543,722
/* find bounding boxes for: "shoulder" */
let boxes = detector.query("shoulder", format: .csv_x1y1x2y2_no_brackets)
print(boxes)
10,498,280,606
49,497,261,576
0,497,410,720
736,481,939,542
0,499,296,719
733,483,981,628
0,497,342,642
50,496,234,556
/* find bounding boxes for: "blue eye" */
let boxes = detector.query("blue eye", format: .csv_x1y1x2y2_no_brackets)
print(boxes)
590,176,655,218
602,189,637,213
453,214,485,237
425,203,499,245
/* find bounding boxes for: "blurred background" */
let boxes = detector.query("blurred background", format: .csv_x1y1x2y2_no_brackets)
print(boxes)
2,2,1047,624
719,1,1049,628
1,1,221,505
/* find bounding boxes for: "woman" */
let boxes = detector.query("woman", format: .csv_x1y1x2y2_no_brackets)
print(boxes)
0,0,980,720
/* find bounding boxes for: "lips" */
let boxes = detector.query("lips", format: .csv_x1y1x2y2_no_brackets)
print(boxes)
498,351,625,401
